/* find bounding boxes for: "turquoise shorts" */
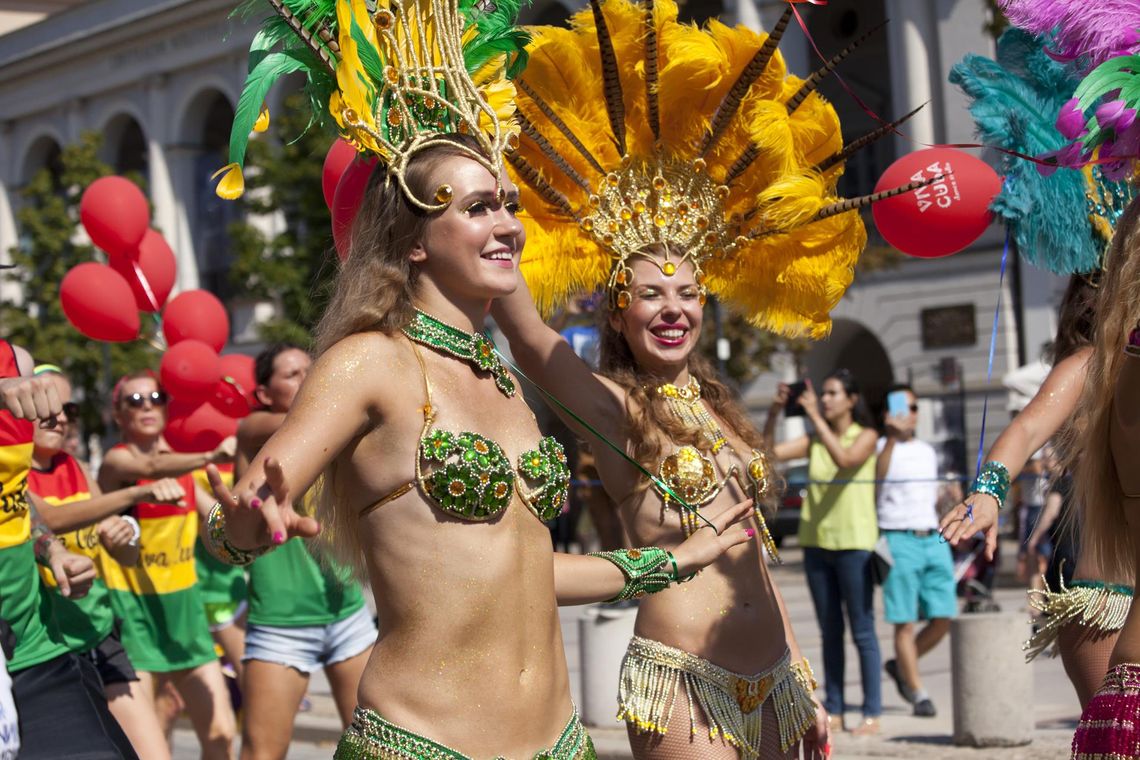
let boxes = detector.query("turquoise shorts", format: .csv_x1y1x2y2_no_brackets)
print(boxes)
881,530,958,624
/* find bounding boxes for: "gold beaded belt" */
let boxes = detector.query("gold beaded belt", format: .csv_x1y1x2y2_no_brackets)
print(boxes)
617,636,815,758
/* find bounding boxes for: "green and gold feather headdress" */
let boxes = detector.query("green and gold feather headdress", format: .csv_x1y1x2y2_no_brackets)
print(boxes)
214,0,529,210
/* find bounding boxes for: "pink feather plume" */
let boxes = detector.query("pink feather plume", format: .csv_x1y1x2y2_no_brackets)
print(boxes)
1000,0,1140,70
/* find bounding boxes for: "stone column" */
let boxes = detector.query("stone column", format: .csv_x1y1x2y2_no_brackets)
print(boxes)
147,74,199,293
950,612,1034,747
885,0,938,149
0,122,20,305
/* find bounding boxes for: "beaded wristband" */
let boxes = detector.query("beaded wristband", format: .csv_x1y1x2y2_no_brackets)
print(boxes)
969,460,1011,510
590,547,680,603
204,503,271,566
791,657,819,692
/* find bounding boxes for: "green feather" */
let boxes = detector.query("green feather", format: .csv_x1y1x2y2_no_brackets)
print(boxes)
349,14,386,85
459,0,530,78
228,50,310,166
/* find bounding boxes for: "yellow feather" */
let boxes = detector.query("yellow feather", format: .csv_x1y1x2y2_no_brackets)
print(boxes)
510,0,865,337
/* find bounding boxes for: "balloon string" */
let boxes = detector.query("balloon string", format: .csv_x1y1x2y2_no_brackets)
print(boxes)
129,259,161,313
786,4,1105,172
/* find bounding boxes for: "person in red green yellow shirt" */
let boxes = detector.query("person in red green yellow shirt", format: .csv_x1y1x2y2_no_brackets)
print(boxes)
0,341,137,759
28,365,189,760
97,370,236,760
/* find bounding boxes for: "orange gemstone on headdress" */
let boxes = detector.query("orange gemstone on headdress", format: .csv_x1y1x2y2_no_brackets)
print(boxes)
384,66,399,85
615,269,628,285
735,235,748,247
581,218,594,231
677,202,690,215
435,185,453,204
620,207,632,221
388,108,402,127
457,120,470,134
693,158,707,173
696,216,709,230
589,195,601,207
652,176,666,190
606,172,620,186
653,214,667,228
602,233,615,246
699,291,707,305
716,185,730,200
375,9,394,29
616,290,632,309
608,221,619,233
343,108,359,124
705,232,718,245
663,261,676,276
633,200,646,214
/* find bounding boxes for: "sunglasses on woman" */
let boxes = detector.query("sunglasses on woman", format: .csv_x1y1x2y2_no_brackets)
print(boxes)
120,391,168,409
62,402,79,422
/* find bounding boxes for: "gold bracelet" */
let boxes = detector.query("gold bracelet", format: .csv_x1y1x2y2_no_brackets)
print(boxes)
205,503,271,566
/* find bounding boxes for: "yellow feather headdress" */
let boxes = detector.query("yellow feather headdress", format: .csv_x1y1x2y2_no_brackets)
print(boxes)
215,0,529,210
510,0,923,338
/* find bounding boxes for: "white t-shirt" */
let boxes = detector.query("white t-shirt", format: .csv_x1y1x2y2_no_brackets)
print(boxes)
876,437,940,530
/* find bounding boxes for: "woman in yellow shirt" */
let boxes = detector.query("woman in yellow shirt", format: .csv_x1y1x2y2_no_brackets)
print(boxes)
765,369,881,735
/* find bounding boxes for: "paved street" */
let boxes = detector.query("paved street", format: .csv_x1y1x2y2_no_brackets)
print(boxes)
175,541,1080,759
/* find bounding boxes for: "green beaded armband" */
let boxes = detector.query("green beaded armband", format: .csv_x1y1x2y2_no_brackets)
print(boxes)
590,547,681,603
969,461,1012,510
205,503,271,567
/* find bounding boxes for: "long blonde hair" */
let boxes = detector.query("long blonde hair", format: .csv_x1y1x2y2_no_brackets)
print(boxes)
1063,196,1140,584
597,254,781,514
312,135,484,576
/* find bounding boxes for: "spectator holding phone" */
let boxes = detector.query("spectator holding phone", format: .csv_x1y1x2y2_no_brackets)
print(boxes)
875,384,955,718
765,368,882,735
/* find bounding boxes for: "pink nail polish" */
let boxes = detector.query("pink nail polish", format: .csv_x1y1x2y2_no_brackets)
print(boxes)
272,531,285,545
745,528,755,538
250,498,262,509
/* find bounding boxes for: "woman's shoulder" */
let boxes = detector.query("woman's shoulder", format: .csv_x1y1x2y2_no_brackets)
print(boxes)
314,331,410,373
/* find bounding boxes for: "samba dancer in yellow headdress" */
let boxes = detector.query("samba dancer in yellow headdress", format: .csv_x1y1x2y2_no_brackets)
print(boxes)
207,2,763,758
492,1,926,756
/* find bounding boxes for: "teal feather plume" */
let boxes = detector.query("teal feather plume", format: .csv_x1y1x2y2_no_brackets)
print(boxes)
950,29,1106,274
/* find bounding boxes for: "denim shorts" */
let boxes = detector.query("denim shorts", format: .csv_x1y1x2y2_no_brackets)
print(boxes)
243,606,376,674
881,530,958,624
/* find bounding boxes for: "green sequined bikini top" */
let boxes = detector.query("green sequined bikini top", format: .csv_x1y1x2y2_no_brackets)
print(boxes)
361,333,570,523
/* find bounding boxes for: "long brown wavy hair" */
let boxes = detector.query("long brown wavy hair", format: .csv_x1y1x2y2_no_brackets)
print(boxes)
598,250,781,515
1061,196,1140,584
312,135,485,576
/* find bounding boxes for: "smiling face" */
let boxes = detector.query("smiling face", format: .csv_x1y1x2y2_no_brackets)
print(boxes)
32,374,71,457
411,155,525,304
608,256,703,377
113,376,167,441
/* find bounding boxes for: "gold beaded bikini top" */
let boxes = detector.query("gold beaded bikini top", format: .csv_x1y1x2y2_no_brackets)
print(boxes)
652,379,780,560
360,335,571,524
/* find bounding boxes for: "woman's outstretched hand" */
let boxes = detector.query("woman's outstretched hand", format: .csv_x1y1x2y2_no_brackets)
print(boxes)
802,700,831,760
938,492,999,561
206,458,320,551
671,498,757,575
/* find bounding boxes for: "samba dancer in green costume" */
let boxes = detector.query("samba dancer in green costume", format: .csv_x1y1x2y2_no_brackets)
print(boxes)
201,1,758,758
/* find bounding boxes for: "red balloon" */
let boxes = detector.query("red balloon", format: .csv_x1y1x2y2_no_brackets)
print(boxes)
332,155,378,261
79,176,149,259
112,229,177,312
219,354,256,403
162,290,229,351
59,263,140,342
323,139,358,210
872,148,1002,259
160,339,222,405
211,354,256,418
165,400,238,453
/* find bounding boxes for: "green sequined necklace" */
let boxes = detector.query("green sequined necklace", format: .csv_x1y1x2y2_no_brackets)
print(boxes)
402,310,516,397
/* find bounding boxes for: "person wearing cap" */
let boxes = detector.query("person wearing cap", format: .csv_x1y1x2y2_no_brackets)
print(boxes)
97,370,237,760
28,364,186,758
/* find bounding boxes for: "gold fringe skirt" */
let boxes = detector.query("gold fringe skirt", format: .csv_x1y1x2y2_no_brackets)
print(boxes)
1023,577,1134,662
616,636,816,758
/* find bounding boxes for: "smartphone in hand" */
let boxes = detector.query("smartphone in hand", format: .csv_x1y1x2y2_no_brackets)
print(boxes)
886,390,910,418
785,381,808,417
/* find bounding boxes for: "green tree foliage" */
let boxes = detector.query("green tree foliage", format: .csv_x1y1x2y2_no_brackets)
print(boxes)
2,131,158,437
227,91,339,346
